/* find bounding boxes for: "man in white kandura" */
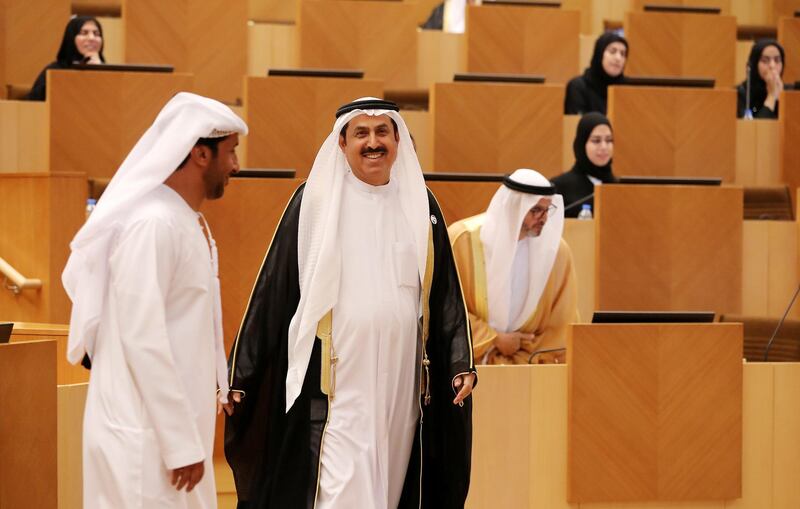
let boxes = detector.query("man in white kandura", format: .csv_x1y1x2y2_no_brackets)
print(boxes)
62,92,247,508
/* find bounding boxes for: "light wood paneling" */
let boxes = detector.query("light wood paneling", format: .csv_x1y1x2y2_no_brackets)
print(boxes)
0,173,86,324
1,0,70,88
632,0,731,14
563,114,581,172
247,22,296,76
417,29,465,90
772,363,800,508
0,340,57,508
48,70,193,177
124,0,247,103
735,119,781,186
298,0,417,92
568,323,742,503
425,180,499,225
772,0,800,24
244,76,383,178
779,92,800,205
10,322,88,385
779,17,800,90
402,110,432,171
742,220,799,319
624,11,737,88
431,82,564,175
0,100,48,173
563,218,594,323
608,86,737,181
466,4,580,83
201,177,304,457
97,15,124,64
248,0,296,23
57,383,87,509
595,185,743,315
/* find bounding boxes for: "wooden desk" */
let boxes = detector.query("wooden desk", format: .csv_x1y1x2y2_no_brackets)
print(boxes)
624,11,737,87
633,0,732,14
779,18,800,92
0,0,69,90
431,82,564,175
465,4,580,83
595,184,743,315
608,86,737,181
244,76,383,178
0,340,57,508
0,173,86,324
123,0,247,104
297,0,418,92
736,118,781,185
10,322,88,385
48,69,193,177
780,91,800,205
0,100,48,173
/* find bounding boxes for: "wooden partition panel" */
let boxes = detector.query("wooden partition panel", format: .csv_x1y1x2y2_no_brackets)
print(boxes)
633,0,732,13
124,0,246,103
736,119,781,185
568,323,742,502
201,177,303,457
0,340,57,508
608,86,737,181
0,173,86,324
244,76,383,178
0,100,47,172
431,82,564,175
595,185,743,314
10,323,88,384
57,382,88,509
465,5,580,83
298,1,417,92
425,180,499,225
48,70,193,177
624,11,737,87
780,91,800,205
0,0,70,89
779,17,800,84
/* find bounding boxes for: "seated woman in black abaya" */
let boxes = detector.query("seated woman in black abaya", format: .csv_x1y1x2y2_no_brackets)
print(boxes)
550,112,617,218
564,31,628,115
27,15,106,101
737,39,786,119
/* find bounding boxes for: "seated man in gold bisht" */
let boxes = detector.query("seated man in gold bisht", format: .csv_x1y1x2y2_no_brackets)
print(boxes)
448,168,579,364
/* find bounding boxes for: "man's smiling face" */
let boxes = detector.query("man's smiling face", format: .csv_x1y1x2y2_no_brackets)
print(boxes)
338,114,399,186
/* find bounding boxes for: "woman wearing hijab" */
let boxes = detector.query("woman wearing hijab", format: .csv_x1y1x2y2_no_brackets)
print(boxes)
737,39,786,119
27,15,105,101
550,112,617,218
564,32,628,115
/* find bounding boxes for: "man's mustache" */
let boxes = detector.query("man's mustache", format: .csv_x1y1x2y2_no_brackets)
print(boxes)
361,146,387,155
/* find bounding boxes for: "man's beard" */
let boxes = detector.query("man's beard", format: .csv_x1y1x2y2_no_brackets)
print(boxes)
203,160,225,200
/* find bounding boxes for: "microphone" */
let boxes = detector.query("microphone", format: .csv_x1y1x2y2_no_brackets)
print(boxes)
744,63,754,120
763,284,800,361
564,193,594,212
527,347,567,364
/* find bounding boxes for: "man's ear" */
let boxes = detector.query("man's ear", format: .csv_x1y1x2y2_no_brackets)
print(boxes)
192,145,212,167
338,134,347,151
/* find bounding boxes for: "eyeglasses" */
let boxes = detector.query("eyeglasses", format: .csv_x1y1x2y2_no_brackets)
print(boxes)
530,204,557,218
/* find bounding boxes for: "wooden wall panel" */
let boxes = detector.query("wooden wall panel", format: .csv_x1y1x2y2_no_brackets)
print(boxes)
742,220,800,319
247,22,296,76
425,180,499,226
624,11,737,88
568,323,742,503
772,0,800,23
772,363,800,508
633,0,731,14
466,5,580,83
595,185,743,315
0,173,86,324
431,82,564,175
298,1,417,92
417,29,465,90
608,86,737,182
780,91,800,206
0,100,48,173
48,70,193,178
244,76,383,178
563,219,594,323
0,340,57,509
124,0,246,103
779,17,800,89
10,323,88,385
736,119,781,186
1,0,70,88
57,383,88,509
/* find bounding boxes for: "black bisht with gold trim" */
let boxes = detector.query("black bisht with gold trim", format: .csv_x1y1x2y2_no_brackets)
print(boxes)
225,183,476,508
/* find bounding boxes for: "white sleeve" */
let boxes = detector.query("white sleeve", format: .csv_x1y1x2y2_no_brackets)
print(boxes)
109,218,205,470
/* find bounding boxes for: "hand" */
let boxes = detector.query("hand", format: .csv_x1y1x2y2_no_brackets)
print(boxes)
171,460,204,492
453,372,476,405
765,69,783,99
84,53,102,64
494,331,532,356
217,391,242,416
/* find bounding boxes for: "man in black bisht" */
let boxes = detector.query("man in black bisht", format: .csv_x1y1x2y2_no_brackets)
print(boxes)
224,98,476,508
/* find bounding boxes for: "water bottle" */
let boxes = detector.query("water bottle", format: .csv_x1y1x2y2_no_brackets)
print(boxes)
85,198,97,221
577,203,593,220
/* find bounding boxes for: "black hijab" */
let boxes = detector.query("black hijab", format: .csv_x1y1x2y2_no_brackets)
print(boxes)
583,32,628,100
56,15,106,66
572,112,615,183
741,39,784,112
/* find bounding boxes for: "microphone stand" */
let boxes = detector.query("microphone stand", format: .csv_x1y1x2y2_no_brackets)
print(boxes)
763,284,800,361
744,63,754,120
